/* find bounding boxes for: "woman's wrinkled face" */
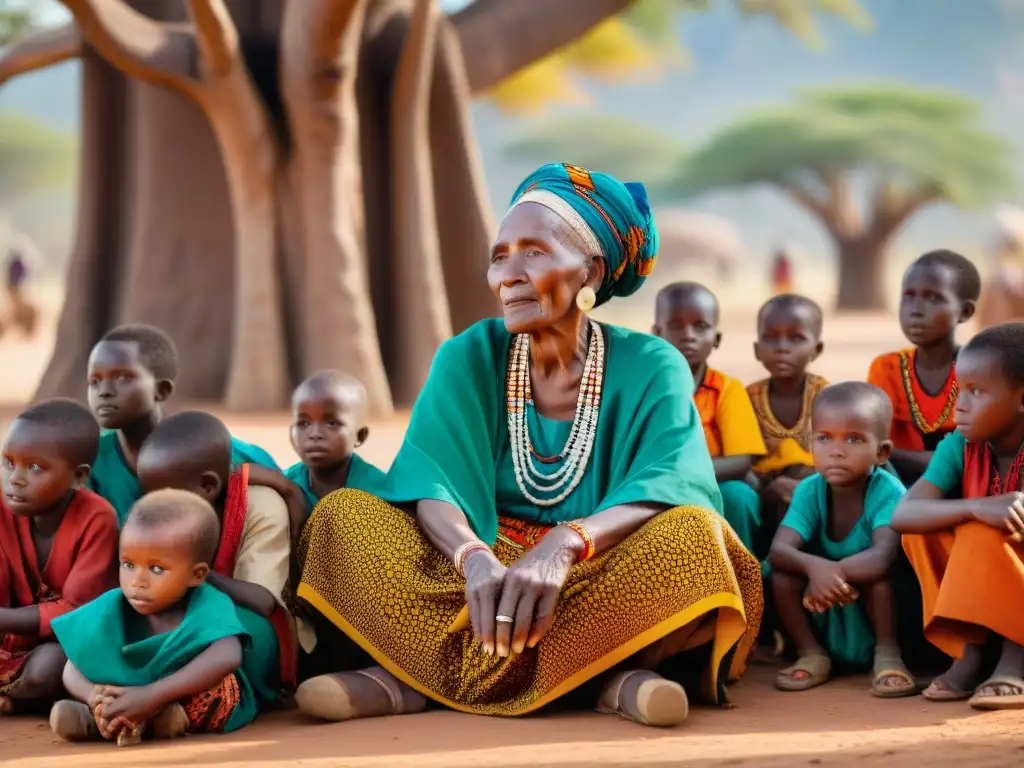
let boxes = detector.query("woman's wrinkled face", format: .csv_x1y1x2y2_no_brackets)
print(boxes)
488,203,601,334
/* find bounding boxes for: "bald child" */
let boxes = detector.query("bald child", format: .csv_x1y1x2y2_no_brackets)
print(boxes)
51,490,258,743
653,282,766,553
286,370,386,514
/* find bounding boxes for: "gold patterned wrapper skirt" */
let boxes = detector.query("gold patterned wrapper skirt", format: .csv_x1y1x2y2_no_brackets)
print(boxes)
297,490,763,717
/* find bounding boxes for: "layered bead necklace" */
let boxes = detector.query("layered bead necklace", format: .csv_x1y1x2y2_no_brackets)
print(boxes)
506,321,605,506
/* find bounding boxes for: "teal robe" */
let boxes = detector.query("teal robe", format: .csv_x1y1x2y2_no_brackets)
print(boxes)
377,318,721,543
284,454,386,515
52,583,258,732
88,431,280,527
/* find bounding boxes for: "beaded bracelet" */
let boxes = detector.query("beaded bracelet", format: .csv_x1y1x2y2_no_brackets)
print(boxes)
560,520,595,561
454,541,491,578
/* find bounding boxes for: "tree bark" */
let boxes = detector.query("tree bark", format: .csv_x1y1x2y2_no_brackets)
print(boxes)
452,0,636,94
834,234,888,311
0,23,80,85
389,0,450,403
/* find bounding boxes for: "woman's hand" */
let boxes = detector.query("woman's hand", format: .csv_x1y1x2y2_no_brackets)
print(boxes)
464,549,507,656
493,527,579,657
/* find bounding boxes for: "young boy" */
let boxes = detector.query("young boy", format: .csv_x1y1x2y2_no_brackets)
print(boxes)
134,411,295,707
86,323,303,530
286,370,385,514
652,282,766,553
769,382,914,697
0,399,119,714
867,250,980,485
749,294,829,532
50,490,256,742
892,323,1024,709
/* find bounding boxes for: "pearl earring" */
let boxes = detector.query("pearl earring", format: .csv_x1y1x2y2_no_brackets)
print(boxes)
575,286,596,313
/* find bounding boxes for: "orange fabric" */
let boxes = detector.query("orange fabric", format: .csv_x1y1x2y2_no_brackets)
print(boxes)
902,441,1024,657
695,369,725,457
213,465,297,690
867,350,956,451
0,489,119,641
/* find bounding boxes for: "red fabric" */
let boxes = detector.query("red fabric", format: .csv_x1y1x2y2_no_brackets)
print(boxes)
211,464,296,689
962,441,1024,498
867,350,956,452
0,489,119,641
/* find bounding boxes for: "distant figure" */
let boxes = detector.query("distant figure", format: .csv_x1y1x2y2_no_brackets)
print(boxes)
2,236,39,339
770,248,793,295
978,206,1024,327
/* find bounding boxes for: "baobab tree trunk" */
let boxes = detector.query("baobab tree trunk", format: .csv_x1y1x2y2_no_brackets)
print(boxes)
3,0,635,414
834,234,888,311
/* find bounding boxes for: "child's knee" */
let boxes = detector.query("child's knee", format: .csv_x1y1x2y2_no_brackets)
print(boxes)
16,643,66,695
771,569,805,599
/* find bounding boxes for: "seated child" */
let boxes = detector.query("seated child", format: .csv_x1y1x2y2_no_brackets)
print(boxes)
134,411,295,706
50,490,257,742
868,250,980,485
892,323,1024,709
85,323,302,529
748,295,829,537
0,399,119,714
769,383,914,697
652,282,766,552
286,370,385,514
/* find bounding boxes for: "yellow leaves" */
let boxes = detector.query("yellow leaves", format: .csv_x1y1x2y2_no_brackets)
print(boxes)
486,16,666,115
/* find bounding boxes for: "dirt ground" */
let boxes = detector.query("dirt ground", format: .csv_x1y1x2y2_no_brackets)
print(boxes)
1,294,1022,766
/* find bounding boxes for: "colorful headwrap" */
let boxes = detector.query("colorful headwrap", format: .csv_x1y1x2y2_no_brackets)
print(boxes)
509,163,659,307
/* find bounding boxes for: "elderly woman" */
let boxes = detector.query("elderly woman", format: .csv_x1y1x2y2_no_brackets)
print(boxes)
294,163,762,727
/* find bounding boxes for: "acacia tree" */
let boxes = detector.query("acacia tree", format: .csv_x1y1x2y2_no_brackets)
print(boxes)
0,0,872,414
516,84,1016,309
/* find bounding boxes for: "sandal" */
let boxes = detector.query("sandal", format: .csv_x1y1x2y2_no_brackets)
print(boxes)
968,675,1024,711
776,653,831,692
921,676,974,702
597,670,688,727
296,667,425,722
870,646,917,699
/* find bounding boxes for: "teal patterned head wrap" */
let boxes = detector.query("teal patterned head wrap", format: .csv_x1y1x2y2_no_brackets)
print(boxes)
508,163,659,307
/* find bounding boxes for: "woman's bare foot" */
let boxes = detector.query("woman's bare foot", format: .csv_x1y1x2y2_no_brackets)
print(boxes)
597,670,688,727
922,643,983,701
296,666,426,722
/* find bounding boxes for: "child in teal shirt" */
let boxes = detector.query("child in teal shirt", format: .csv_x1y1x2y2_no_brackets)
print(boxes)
286,371,385,514
50,490,257,744
85,323,302,528
769,382,915,697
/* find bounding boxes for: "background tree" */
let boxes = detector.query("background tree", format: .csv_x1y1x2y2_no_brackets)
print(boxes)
0,0,870,415
513,84,1015,310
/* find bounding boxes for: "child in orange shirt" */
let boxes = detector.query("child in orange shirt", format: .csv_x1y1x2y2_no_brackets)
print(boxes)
867,250,979,486
654,282,766,553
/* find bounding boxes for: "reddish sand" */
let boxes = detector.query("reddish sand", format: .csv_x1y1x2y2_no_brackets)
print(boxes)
2,307,1023,765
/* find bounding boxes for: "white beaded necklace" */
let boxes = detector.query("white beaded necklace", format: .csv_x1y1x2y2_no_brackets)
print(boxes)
505,321,605,506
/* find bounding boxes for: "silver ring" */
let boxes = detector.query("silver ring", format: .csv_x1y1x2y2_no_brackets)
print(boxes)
496,615,514,623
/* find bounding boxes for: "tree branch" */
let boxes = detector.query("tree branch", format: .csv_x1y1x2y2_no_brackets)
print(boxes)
870,184,941,244
0,23,81,87
777,183,836,229
185,0,238,79
59,0,195,90
452,0,636,94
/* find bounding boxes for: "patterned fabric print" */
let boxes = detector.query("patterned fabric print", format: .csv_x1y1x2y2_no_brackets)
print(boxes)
297,490,763,716
183,673,241,733
495,517,552,551
0,648,28,693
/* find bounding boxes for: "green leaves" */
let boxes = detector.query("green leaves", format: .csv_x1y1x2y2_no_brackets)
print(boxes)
669,83,1014,207
0,113,76,203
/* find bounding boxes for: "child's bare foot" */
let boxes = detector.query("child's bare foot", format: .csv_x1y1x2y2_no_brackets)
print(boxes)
921,644,983,701
0,695,15,715
50,700,101,742
296,666,426,722
969,640,1024,710
870,646,916,698
596,670,688,727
